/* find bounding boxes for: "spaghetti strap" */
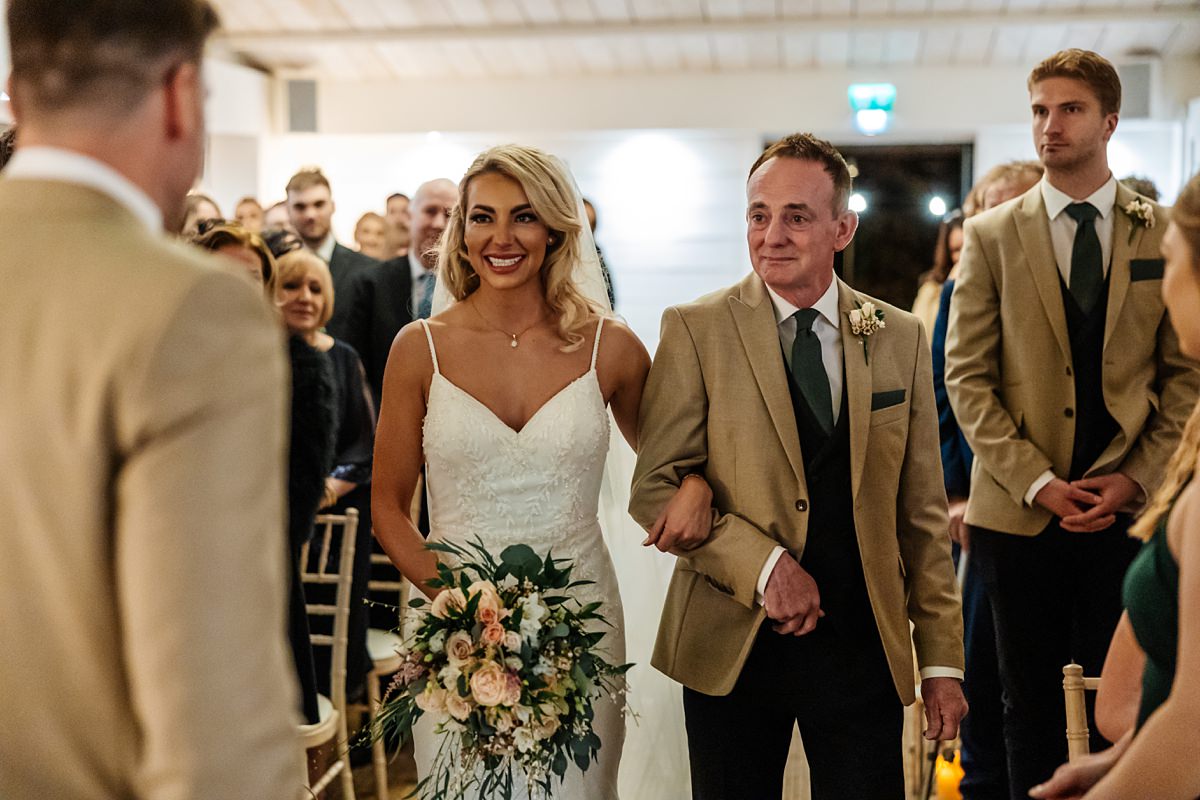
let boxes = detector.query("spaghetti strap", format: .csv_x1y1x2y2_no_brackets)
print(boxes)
419,319,440,374
589,317,605,371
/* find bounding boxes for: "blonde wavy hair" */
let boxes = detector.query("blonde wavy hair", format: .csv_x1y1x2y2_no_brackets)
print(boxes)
436,144,603,352
1130,171,1200,541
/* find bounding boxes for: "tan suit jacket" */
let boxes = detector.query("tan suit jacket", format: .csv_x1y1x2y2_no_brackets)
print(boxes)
0,181,302,799
630,273,963,703
945,183,1198,535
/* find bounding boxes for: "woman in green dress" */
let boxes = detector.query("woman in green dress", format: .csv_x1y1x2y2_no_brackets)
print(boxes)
1031,172,1200,800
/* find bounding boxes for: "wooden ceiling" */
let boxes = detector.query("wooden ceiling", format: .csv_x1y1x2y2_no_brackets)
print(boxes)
210,0,1200,79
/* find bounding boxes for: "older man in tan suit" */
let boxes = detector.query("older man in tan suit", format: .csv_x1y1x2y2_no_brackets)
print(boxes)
0,2,301,798
631,133,965,800
945,50,1197,799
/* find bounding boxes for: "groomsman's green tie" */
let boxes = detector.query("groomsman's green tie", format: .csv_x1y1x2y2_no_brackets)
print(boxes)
790,308,834,435
1066,202,1104,313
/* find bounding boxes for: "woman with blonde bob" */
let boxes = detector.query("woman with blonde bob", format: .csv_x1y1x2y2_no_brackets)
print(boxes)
372,144,713,798
1032,172,1200,799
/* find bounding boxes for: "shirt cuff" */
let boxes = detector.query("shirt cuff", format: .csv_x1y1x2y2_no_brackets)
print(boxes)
920,667,965,681
755,546,787,607
1024,470,1056,507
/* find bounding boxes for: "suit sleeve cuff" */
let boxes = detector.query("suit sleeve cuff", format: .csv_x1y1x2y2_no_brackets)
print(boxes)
1024,470,1056,507
920,667,965,681
755,546,787,607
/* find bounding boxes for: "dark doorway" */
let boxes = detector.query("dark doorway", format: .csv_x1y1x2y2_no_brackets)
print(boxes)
834,143,972,309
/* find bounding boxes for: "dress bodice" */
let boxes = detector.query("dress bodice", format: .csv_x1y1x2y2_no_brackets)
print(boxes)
419,319,611,558
1123,508,1180,730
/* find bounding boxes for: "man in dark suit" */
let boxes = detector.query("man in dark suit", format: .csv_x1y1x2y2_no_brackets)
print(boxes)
342,178,456,408
946,49,1198,799
285,167,377,338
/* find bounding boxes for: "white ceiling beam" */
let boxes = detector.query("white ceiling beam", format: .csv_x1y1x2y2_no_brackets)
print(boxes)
214,6,1198,47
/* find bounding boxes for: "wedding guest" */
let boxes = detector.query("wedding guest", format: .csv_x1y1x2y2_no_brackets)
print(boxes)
275,250,377,703
386,191,410,229
341,178,457,408
353,210,390,260
1120,174,1159,202
286,167,378,337
192,220,276,291
181,190,221,237
1030,170,1200,800
0,1,301,797
946,49,1198,799
583,196,617,310
964,160,1044,217
234,195,265,232
632,132,966,799
264,199,292,231
0,125,15,170
912,210,964,337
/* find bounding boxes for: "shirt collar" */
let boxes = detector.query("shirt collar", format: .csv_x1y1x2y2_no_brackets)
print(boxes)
313,235,336,264
410,255,430,282
4,147,163,234
1041,174,1117,221
766,275,841,330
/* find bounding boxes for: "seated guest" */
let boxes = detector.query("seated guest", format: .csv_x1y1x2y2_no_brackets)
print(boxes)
192,221,276,291
353,211,390,260
180,191,221,237
1031,170,1200,799
234,195,265,232
275,250,376,703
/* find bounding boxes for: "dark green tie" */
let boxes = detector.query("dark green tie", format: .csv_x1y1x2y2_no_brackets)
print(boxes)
1066,202,1103,313
790,308,834,435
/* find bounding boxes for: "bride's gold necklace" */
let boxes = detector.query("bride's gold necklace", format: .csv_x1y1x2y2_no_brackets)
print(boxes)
470,299,546,349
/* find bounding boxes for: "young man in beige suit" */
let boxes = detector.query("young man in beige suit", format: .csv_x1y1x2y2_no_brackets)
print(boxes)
945,50,1197,799
631,134,966,799
0,2,302,798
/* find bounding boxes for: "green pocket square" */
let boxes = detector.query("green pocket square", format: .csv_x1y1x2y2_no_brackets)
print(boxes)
871,389,906,410
1130,259,1164,281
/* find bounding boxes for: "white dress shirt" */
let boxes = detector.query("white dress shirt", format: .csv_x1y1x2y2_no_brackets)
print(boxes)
5,147,163,234
753,277,961,681
313,234,336,264
1024,175,1118,506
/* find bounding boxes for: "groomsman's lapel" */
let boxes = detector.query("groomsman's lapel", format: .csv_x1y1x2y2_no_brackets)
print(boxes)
1014,189,1072,362
730,275,805,486
837,279,871,502
1104,182,1142,351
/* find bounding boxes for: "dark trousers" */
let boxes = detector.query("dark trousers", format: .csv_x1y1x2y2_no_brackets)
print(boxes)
959,557,1009,800
683,621,903,800
971,520,1139,800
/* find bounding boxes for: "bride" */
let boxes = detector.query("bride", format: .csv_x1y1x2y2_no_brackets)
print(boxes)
371,143,711,798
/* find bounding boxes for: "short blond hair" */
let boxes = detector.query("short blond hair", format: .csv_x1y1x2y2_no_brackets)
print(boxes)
285,167,331,197
1028,49,1121,117
274,250,335,328
436,144,602,352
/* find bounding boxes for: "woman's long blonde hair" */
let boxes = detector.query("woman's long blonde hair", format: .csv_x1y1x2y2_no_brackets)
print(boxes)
435,144,603,352
1130,171,1200,541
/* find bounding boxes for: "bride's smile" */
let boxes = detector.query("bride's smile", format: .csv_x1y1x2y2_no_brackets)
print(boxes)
464,171,551,290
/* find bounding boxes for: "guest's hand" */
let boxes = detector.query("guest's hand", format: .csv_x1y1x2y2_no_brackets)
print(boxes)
921,677,968,741
1028,747,1121,799
1060,473,1139,532
947,497,970,550
644,475,714,553
764,554,824,636
1034,478,1101,524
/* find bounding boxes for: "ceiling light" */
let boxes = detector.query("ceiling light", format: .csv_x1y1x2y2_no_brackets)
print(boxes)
929,196,947,216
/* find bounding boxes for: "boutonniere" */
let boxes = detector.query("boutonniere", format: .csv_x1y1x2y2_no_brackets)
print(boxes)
847,301,886,365
1122,198,1156,244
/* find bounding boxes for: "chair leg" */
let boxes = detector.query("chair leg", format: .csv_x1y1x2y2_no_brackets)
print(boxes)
337,710,357,800
369,668,390,800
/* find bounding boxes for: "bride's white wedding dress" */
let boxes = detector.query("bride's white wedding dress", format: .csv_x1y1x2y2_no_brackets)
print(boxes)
413,318,625,799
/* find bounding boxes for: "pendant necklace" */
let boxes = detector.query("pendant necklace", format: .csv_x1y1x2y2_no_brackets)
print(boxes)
471,300,545,349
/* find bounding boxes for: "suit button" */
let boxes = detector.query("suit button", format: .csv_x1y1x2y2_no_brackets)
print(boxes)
795,499,808,512
1065,408,1074,418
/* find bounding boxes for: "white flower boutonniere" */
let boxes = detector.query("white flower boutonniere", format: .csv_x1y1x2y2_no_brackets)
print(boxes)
1122,198,1156,245
847,301,885,365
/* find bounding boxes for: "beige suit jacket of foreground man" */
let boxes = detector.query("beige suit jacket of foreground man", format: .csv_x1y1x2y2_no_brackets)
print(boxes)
0,180,301,798
630,273,963,704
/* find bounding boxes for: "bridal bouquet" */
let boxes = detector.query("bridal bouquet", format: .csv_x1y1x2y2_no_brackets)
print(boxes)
373,538,630,800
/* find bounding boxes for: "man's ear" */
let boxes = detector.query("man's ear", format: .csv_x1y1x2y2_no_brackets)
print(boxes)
163,61,202,143
834,209,859,253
